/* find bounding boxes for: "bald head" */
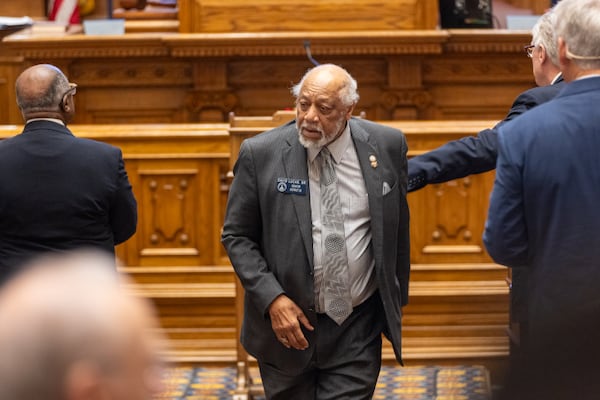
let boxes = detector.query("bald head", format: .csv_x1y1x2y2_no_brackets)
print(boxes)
292,63,359,108
15,64,74,123
0,250,165,400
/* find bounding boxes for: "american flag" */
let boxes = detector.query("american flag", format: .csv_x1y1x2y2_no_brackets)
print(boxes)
48,0,80,25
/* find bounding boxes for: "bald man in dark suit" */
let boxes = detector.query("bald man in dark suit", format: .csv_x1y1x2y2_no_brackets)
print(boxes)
0,64,137,282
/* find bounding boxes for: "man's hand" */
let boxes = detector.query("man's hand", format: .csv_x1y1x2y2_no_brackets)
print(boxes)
268,294,314,350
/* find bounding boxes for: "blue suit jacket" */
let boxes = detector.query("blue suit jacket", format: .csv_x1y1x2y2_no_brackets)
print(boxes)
408,77,565,191
484,77,600,341
221,118,410,372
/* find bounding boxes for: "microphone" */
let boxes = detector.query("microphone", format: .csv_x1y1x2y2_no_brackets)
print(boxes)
303,40,320,66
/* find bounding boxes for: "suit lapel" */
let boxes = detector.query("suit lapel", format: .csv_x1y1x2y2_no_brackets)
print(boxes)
282,128,314,269
350,120,385,268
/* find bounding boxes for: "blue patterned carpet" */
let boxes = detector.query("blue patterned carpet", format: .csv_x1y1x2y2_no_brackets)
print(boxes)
155,365,491,399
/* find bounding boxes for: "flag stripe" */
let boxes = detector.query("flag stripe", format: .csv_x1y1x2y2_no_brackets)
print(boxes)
51,0,79,24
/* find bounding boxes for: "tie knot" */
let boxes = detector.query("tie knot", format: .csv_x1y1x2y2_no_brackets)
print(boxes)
319,146,332,160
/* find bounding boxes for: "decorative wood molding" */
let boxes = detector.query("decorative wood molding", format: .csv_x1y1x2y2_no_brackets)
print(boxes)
3,33,169,59
164,31,448,58
70,61,193,86
444,29,532,53
424,62,532,84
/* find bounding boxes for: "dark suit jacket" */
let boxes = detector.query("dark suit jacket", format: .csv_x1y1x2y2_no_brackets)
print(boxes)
407,77,566,191
221,118,410,373
0,120,137,280
484,77,600,345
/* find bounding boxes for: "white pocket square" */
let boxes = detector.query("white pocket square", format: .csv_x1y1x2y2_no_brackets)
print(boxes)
382,182,391,195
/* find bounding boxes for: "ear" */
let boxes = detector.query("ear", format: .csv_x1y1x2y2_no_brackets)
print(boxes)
537,44,548,65
345,103,356,120
61,94,70,112
557,37,570,70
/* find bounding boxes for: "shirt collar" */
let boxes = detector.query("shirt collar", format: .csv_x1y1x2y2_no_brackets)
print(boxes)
550,72,563,84
575,74,600,81
26,118,65,126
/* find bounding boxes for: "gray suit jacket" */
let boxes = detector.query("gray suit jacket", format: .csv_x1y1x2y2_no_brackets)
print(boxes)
222,118,410,372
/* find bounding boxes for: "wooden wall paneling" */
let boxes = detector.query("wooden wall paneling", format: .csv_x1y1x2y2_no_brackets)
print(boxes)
0,2,46,17
502,0,551,14
125,147,229,267
408,173,495,264
391,120,509,381
35,123,232,267
67,58,194,124
0,58,23,124
396,120,497,264
424,30,535,119
186,60,235,122
1,31,533,125
178,0,439,33
383,56,433,120
136,161,203,263
122,265,237,363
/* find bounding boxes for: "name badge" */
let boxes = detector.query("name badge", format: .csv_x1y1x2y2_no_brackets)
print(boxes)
276,177,307,195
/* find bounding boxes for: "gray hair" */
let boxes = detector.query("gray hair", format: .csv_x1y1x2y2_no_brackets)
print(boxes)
553,0,600,69
532,10,559,66
291,64,360,107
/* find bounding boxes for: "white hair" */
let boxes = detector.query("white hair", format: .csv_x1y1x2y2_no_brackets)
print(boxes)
553,0,600,69
532,9,559,66
291,63,360,107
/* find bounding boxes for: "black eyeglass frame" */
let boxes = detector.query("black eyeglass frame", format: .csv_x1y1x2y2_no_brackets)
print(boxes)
523,44,536,58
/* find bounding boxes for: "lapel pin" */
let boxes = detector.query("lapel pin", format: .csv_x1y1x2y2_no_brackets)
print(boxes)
369,154,378,168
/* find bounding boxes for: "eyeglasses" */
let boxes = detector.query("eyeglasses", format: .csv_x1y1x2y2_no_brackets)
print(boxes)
59,82,77,109
523,44,536,58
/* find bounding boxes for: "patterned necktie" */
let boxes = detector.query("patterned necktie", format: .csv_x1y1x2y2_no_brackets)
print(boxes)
318,147,352,325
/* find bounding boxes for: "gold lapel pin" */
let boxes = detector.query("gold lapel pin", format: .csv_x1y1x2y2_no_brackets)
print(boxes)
369,154,378,168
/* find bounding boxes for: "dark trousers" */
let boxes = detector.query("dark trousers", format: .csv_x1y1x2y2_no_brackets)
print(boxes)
258,292,385,400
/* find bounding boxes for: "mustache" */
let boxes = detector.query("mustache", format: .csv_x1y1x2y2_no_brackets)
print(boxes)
300,124,323,133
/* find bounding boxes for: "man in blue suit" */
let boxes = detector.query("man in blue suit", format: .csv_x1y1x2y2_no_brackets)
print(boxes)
484,0,600,385
408,9,563,351
408,9,563,192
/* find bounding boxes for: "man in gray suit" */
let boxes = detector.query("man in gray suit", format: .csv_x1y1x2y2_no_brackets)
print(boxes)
222,64,410,399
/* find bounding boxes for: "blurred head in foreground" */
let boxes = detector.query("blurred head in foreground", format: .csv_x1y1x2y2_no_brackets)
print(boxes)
0,250,166,400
